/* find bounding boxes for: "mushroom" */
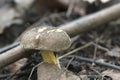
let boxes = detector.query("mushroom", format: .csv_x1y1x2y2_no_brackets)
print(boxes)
20,26,71,65
37,63,80,80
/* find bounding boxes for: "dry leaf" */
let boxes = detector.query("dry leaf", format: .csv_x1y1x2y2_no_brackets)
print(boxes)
0,0,34,34
6,58,27,72
105,48,120,58
0,5,22,34
79,75,90,80
102,70,120,80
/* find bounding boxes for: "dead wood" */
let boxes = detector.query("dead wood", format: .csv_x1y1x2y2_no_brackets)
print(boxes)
0,46,24,69
60,3,120,37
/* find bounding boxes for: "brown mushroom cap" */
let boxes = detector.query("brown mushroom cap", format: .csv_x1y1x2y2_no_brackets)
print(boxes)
21,26,71,51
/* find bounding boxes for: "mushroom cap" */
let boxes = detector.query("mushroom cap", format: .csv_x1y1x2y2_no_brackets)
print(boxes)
21,26,71,51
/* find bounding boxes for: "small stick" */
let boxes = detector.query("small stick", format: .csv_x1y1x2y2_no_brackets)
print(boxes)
0,70,30,79
65,56,74,69
59,42,112,59
0,42,20,54
58,42,92,59
0,46,24,69
28,62,43,80
75,56,120,71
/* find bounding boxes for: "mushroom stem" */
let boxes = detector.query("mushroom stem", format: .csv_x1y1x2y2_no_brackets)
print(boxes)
41,50,57,64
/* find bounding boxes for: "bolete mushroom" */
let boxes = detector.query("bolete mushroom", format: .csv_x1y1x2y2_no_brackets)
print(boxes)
20,26,71,65
37,63,80,80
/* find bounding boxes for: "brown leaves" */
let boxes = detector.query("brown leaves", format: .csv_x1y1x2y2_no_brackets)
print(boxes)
102,70,120,80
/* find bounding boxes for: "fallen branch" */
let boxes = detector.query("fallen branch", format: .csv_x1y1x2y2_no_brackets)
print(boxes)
0,46,24,68
0,42,20,54
1,3,120,69
59,3,120,37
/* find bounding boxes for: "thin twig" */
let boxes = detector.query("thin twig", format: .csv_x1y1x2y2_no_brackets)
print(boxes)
65,56,74,69
58,42,93,59
89,67,104,79
92,43,112,54
66,0,75,17
75,56,120,70
0,70,30,79
0,42,20,54
92,41,98,66
28,62,43,80
58,41,112,60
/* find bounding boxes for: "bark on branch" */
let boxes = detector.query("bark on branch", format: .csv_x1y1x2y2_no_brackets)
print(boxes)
60,3,120,37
